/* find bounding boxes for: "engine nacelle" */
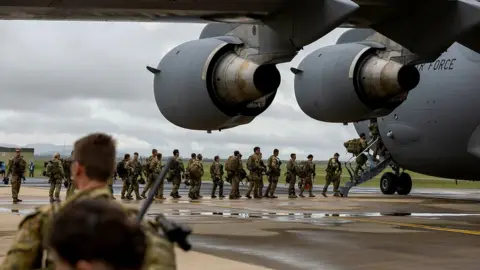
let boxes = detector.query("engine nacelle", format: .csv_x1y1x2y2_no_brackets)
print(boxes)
152,37,281,131
293,43,420,123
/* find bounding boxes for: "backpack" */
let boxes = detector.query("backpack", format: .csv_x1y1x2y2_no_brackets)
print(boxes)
296,161,309,177
246,155,254,171
116,161,127,178
344,139,362,155
188,161,202,179
225,156,236,172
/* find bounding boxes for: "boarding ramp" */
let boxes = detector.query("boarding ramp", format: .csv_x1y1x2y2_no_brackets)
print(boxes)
339,138,392,197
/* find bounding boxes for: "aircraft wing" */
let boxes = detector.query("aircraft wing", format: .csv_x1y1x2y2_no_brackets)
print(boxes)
1,0,479,58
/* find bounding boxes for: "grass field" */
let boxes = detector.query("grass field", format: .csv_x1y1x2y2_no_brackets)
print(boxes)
26,159,480,189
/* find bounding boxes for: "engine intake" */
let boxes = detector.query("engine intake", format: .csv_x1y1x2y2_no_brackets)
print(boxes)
293,43,420,123
152,37,280,131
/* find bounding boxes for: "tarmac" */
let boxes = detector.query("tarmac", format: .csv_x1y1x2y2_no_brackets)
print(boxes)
0,178,479,269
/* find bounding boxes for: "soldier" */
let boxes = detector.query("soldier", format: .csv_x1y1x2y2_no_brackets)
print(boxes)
119,153,131,199
46,153,65,203
48,200,147,270
264,149,281,198
126,152,143,200
210,155,224,198
188,154,204,199
298,154,316,198
354,133,368,179
245,147,265,199
107,166,116,199
369,118,386,161
258,152,266,198
169,149,185,199
323,153,342,197
185,153,196,186
226,150,242,199
150,152,165,200
141,149,158,198
286,153,298,198
64,150,75,199
1,132,176,269
6,148,27,203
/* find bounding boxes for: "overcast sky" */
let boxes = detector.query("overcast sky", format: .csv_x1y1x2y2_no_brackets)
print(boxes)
0,21,357,160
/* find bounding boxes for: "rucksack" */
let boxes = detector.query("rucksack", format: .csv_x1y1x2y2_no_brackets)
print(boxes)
188,161,202,179
344,139,362,155
246,155,254,171
225,156,236,172
116,161,127,178
296,161,309,177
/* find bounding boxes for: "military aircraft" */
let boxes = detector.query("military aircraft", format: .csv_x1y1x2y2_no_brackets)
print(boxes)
1,0,480,196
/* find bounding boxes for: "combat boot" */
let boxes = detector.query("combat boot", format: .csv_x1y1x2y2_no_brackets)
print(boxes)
269,195,278,199
141,193,147,199
246,195,252,199
121,195,126,199
322,192,327,197
55,197,61,202
219,194,225,198
49,197,55,203
211,194,217,199
309,194,315,198
299,193,305,198
13,198,22,203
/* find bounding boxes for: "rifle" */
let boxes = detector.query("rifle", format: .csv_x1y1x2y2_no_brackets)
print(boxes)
136,157,192,251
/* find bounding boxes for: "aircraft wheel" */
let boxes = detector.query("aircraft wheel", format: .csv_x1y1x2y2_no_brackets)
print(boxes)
396,173,412,195
380,172,397,195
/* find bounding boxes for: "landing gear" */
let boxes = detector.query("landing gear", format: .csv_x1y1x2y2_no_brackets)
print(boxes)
380,169,412,196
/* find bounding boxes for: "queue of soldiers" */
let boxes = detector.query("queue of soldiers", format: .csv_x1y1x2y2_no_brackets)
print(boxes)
3,121,381,203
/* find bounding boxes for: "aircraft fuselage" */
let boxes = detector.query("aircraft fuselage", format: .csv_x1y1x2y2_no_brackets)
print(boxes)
354,43,480,180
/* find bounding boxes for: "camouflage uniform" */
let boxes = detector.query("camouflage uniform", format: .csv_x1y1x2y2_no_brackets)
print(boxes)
0,187,176,270
6,155,26,202
226,155,241,199
369,121,385,160
323,157,342,196
120,158,131,199
185,158,195,186
149,155,165,199
107,175,115,198
299,160,316,197
188,159,204,199
286,159,298,198
63,156,75,199
264,154,281,198
210,161,224,198
245,153,264,199
354,138,368,177
141,155,155,198
169,157,185,199
47,158,65,202
125,158,143,200
258,157,266,197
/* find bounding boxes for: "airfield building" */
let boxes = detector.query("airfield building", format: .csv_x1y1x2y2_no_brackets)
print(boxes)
0,147,35,163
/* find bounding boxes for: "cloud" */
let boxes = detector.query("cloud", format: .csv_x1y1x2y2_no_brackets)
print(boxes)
0,20,357,160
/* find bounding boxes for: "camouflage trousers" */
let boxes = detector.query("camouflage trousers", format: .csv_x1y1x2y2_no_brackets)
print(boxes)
10,175,22,200
127,178,141,199
49,178,62,199
299,177,314,197
354,154,368,177
121,178,131,197
265,175,279,197
142,174,154,196
229,176,240,199
66,180,75,199
211,178,224,197
153,173,165,198
108,184,114,196
170,176,182,198
287,174,297,198
323,174,340,195
189,177,202,199
246,176,262,198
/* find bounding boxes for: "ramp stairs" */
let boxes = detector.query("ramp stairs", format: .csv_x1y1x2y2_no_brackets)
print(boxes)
339,137,392,197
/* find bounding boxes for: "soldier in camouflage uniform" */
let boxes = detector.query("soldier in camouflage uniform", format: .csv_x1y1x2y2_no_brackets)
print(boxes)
169,149,185,199
150,153,165,200
141,149,158,198
369,118,385,161
323,153,342,197
226,151,242,199
299,154,316,198
354,133,369,179
46,153,65,203
1,132,176,270
264,149,281,198
6,148,27,203
120,153,131,199
63,150,75,199
125,152,143,200
185,153,196,186
286,153,298,198
258,152,266,198
245,147,265,199
210,155,225,198
107,164,115,199
188,154,204,199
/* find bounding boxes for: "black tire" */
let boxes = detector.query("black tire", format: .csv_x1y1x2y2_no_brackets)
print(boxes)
396,173,412,195
380,172,397,195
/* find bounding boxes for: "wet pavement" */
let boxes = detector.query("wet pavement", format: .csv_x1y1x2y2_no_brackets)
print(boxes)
0,181,479,269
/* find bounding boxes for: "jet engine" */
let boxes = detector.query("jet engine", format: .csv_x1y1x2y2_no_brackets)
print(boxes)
293,43,420,123
151,37,281,131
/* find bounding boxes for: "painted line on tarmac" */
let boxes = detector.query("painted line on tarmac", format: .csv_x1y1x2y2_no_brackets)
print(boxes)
339,217,480,236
